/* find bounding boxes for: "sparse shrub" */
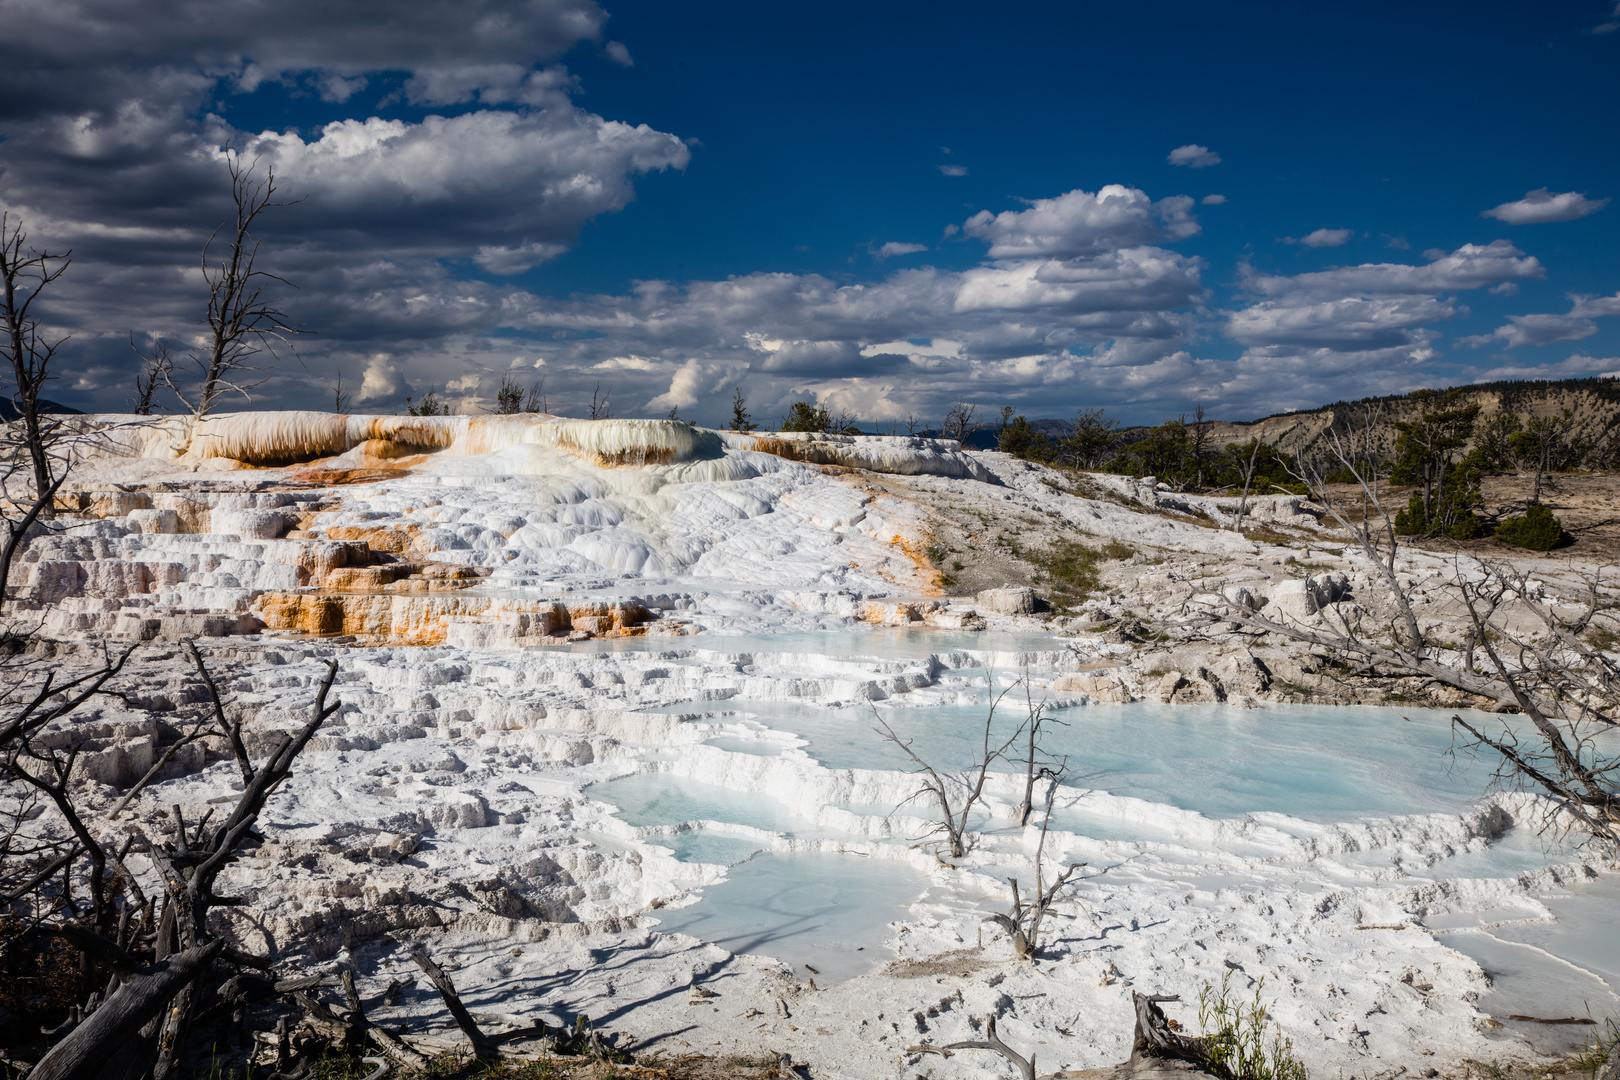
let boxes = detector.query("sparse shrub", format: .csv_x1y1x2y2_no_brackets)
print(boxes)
495,374,524,414
1568,1015,1620,1079
780,400,859,433
1197,973,1309,1080
1496,503,1567,550
1586,626,1620,653
1030,537,1133,609
1395,490,1486,540
406,391,449,416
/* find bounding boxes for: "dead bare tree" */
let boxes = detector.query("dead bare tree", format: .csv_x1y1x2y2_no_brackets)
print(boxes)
2,476,63,626
0,492,649,1076
1229,437,1263,535
1,212,72,514
1287,424,1425,651
874,677,1021,860
332,372,353,414
129,336,173,416
1444,561,1619,845
523,378,547,414
984,783,1086,961
0,518,355,1080
1187,427,1620,849
942,400,978,444
170,155,304,419
1190,404,1213,489
587,381,612,420
1011,683,1066,827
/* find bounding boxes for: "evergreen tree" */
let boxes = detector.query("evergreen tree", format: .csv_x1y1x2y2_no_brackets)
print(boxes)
1062,407,1121,469
731,386,757,431
1391,389,1486,539
781,400,832,432
997,415,1057,461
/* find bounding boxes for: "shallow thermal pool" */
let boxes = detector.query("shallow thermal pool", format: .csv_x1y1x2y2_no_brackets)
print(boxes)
581,635,1619,1025
665,697,1514,822
650,852,933,984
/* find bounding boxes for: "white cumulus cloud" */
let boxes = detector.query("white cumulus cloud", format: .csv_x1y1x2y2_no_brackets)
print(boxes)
1227,297,1454,350
1224,241,1547,375
962,186,1199,259
1459,290,1620,349
1242,240,1543,301
1482,188,1610,225
1301,228,1353,248
358,353,401,401
937,164,969,177
1167,144,1220,168
474,242,571,275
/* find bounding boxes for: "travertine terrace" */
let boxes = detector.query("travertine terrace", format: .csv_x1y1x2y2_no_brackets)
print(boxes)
7,411,1617,1077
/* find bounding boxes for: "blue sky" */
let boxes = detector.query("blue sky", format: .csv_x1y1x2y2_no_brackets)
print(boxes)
2,0,1616,425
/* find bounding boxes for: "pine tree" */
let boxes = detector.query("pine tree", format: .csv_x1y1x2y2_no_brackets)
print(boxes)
730,386,757,431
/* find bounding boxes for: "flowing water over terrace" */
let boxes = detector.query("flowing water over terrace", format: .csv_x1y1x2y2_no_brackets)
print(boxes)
581,631,1620,1038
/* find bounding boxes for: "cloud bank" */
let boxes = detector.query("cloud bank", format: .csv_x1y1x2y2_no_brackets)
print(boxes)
1460,291,1620,349
0,2,1610,428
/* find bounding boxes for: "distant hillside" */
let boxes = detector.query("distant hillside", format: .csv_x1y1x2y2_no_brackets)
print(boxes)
977,376,1620,465
1202,375,1620,463
0,398,83,422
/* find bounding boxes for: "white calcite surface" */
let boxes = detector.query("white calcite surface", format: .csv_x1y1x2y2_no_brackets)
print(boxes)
8,413,1618,1076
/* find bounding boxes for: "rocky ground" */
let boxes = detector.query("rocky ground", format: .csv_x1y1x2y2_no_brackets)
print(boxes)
4,414,1618,1079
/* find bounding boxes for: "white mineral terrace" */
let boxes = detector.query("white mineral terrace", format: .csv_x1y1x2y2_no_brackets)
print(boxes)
10,411,1618,1077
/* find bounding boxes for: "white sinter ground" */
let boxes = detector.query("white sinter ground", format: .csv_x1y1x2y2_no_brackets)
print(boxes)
11,412,1618,1076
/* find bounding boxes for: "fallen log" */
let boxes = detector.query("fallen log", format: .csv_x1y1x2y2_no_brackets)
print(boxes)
411,950,498,1061
28,942,223,1080
341,970,429,1067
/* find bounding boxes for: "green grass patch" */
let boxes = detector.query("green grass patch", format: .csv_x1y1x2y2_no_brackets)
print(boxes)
1027,537,1134,611
1197,973,1310,1080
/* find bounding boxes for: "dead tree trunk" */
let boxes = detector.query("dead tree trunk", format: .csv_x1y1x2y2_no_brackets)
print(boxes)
172,155,303,419
0,213,71,516
985,781,1084,961
1231,438,1262,534
1129,993,1212,1078
28,942,223,1080
874,676,1021,859
411,950,498,1061
1,476,62,615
